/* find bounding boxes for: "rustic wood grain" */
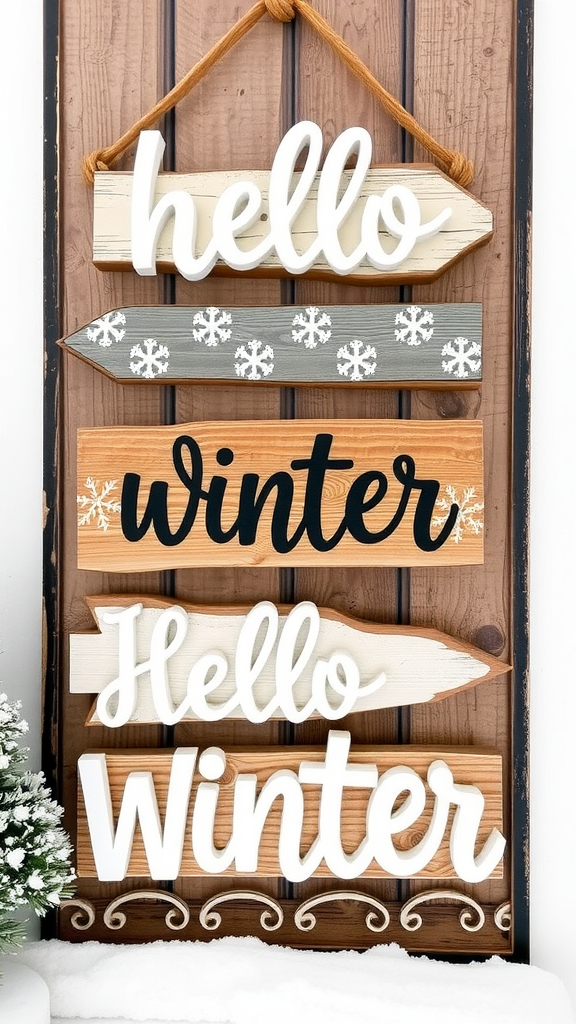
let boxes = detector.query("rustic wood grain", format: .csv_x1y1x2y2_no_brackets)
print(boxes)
68,594,509,722
58,0,170,914
57,895,512,954
92,163,493,283
407,0,515,917
60,303,483,387
76,745,504,879
76,418,484,570
167,0,287,902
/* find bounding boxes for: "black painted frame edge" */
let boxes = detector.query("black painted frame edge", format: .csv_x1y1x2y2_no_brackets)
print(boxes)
510,0,533,965
41,0,60,938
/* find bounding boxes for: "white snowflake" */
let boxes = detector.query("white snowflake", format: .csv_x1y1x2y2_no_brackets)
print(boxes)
291,306,332,348
432,485,484,544
336,339,377,381
192,306,232,346
234,340,274,380
441,337,482,379
86,310,126,347
129,338,170,379
77,478,121,532
394,305,434,346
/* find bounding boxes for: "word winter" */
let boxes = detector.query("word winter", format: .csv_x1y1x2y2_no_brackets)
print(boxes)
131,121,452,280
78,732,506,885
121,433,459,553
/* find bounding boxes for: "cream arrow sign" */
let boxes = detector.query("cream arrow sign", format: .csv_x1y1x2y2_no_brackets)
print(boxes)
92,122,493,285
69,596,510,727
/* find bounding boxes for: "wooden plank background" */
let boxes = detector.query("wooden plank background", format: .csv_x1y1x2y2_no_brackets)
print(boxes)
52,0,520,956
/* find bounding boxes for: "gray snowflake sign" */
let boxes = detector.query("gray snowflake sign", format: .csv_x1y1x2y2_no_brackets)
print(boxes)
60,303,482,387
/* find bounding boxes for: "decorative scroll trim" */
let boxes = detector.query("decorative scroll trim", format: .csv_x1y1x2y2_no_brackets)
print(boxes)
103,890,190,931
294,891,390,932
399,890,485,932
59,897,96,931
61,889,506,939
494,901,511,932
199,891,284,932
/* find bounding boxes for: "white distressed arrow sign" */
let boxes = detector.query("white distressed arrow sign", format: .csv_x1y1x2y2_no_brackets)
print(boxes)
60,303,482,387
69,596,510,727
92,122,493,285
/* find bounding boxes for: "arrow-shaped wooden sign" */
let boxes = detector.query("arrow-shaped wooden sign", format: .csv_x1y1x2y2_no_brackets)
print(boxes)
92,123,493,285
60,303,482,388
76,418,485,570
70,596,510,727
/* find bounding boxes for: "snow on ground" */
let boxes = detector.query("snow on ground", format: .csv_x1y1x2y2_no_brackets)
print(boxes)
15,936,575,1024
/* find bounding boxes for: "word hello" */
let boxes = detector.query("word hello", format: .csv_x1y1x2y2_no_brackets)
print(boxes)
96,600,386,728
78,732,506,884
131,120,452,280
121,433,459,553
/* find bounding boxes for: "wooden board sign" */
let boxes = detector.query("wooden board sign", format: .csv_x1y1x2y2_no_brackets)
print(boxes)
69,596,510,727
76,735,505,883
92,122,493,285
61,303,483,388
77,418,484,571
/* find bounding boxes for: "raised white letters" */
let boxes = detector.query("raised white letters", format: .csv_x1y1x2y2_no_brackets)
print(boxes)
94,600,386,728
131,121,452,280
78,748,197,881
78,732,506,884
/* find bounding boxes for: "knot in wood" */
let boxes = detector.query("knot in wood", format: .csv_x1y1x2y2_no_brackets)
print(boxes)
265,0,296,22
83,150,111,185
446,151,474,190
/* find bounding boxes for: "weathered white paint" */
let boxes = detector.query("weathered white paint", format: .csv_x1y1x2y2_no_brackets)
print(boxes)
69,599,503,726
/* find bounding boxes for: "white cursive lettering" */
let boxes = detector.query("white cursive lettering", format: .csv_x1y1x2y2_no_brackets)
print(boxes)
131,121,452,280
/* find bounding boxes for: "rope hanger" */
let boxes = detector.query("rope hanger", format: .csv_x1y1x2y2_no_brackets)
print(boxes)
82,0,474,189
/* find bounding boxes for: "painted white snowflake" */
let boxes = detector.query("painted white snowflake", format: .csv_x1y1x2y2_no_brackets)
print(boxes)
336,339,377,381
394,305,434,346
192,306,232,346
86,310,126,347
441,337,482,379
291,306,332,348
432,485,484,544
77,478,121,532
129,338,170,379
234,340,274,380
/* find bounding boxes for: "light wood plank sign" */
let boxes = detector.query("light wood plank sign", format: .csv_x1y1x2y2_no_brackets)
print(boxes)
92,122,493,285
77,419,484,570
61,303,482,387
76,736,505,883
69,596,509,727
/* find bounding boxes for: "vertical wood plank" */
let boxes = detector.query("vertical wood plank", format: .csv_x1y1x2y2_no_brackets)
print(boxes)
59,0,168,907
171,0,285,727
291,0,405,743
289,0,405,910
171,0,286,900
408,0,514,917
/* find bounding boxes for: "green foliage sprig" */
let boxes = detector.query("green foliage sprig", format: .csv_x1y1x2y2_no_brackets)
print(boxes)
0,692,75,953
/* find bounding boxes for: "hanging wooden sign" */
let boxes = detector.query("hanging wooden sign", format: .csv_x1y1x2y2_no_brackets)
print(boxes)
70,596,509,727
91,122,493,285
77,418,484,570
61,303,483,387
76,734,505,883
